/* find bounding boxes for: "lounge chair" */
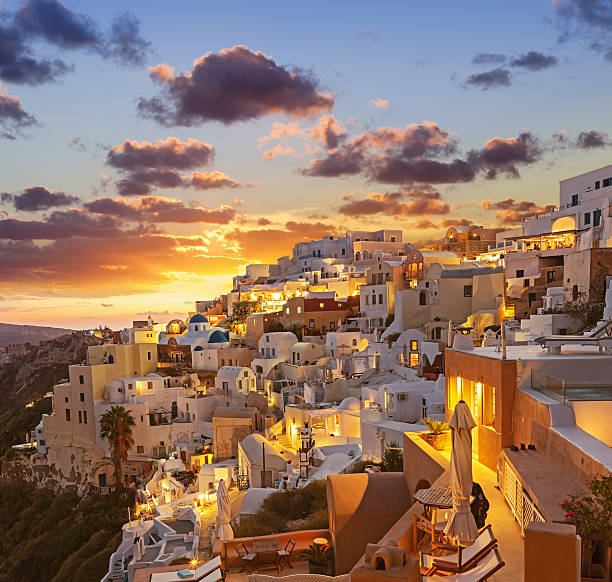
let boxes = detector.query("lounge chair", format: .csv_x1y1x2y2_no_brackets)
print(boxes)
535,320,612,354
150,556,224,582
236,543,258,574
420,525,497,575
413,508,451,549
422,546,504,581
276,538,296,569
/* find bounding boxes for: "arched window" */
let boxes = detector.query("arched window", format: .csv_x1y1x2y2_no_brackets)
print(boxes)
355,251,361,261
419,290,428,306
362,250,369,260
108,354,114,364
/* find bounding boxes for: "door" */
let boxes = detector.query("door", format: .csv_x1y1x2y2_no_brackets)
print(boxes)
98,473,107,488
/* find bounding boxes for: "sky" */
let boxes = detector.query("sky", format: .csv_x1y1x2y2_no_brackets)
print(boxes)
2,0,612,329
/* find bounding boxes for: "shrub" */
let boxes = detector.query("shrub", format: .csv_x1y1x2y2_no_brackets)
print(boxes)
381,441,403,472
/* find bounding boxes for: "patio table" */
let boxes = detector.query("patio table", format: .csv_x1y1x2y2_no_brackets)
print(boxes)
413,487,453,520
252,540,281,571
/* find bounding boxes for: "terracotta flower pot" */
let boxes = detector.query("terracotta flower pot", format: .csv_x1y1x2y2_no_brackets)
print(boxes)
421,432,447,451
308,561,328,575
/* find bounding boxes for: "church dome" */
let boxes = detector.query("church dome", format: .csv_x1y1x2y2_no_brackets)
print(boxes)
189,313,209,324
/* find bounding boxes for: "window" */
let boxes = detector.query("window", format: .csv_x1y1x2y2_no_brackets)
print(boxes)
148,381,153,390
528,292,537,306
330,321,335,330
341,248,346,255
365,296,369,305
419,290,427,305
594,208,602,227
410,340,418,351
271,348,276,356
80,393,84,402
425,281,430,288
571,193,579,206
584,212,591,225
221,359,225,366
595,180,601,190
83,411,87,424
266,335,270,342
464,285,473,297
378,294,383,304
524,279,530,288
285,307,289,314
352,339,357,346
137,445,144,454
222,381,228,391
320,302,324,308
390,236,396,242
64,396,69,403
65,408,71,421
432,327,442,340
603,177,612,187
372,295,376,305
140,415,144,422
79,375,84,384
128,383,133,390
309,319,315,329
516,269,524,278
147,351,152,360
78,410,82,424
297,306,302,313
547,271,556,283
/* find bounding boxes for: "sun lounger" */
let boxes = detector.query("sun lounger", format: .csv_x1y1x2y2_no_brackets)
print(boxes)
422,547,504,581
150,555,223,582
535,320,612,354
420,525,497,575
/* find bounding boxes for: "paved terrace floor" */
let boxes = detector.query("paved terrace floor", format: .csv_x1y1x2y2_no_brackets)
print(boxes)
431,448,524,581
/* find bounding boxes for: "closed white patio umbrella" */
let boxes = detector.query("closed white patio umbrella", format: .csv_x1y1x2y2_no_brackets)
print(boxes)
444,400,478,544
216,479,234,540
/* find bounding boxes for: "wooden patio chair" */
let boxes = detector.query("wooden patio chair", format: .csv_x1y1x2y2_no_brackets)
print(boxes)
236,543,257,574
420,524,497,576
422,546,505,581
276,538,296,570
413,508,451,549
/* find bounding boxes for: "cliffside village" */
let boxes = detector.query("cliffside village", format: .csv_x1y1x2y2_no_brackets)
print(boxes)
11,164,612,582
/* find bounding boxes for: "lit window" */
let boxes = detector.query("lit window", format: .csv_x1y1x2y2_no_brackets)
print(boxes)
320,302,324,308
286,307,290,314
409,353,419,366
410,340,418,351
297,306,302,313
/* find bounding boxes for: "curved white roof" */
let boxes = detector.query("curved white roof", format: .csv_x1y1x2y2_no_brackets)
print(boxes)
338,396,360,411
216,365,253,379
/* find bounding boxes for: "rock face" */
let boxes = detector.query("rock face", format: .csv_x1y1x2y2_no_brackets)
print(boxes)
0,322,74,348
0,331,100,411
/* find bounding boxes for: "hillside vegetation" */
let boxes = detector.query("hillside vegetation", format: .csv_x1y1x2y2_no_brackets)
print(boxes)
233,480,328,537
0,481,133,582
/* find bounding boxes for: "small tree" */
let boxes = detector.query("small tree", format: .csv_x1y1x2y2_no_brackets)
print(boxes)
381,441,403,472
561,475,612,577
546,292,604,330
99,406,136,490
230,301,258,326
267,319,284,333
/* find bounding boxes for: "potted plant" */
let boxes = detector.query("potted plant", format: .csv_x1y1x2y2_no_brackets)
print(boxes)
561,475,612,581
301,542,332,575
419,418,449,451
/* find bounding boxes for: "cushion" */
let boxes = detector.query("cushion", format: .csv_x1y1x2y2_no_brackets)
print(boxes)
177,570,194,579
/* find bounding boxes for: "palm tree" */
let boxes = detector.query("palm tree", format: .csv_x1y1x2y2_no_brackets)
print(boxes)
99,406,136,490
